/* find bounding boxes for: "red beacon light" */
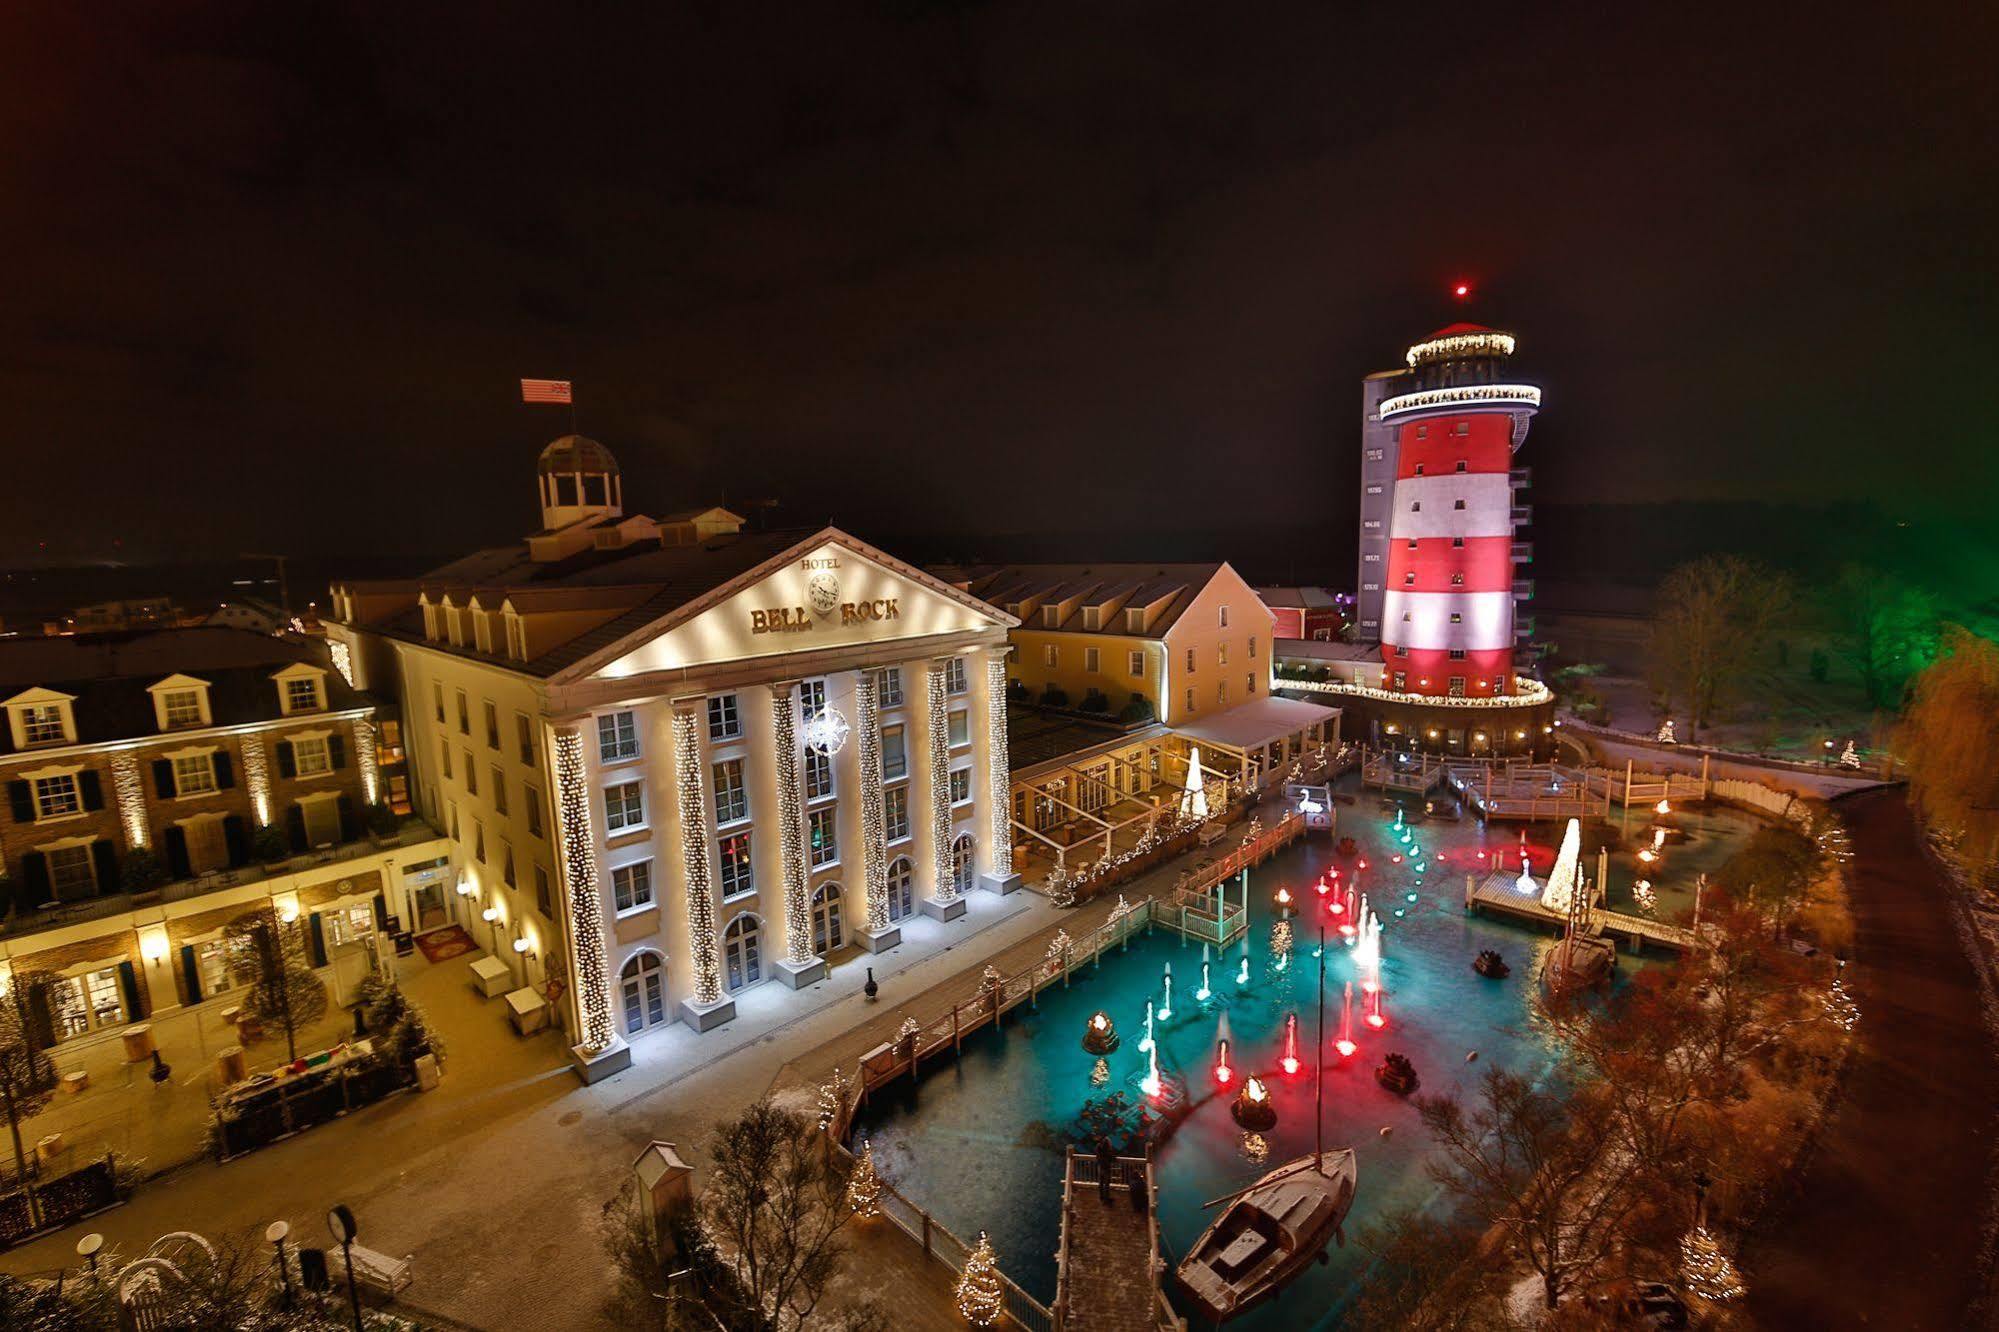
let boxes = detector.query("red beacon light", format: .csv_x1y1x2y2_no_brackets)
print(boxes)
1453,282,1471,298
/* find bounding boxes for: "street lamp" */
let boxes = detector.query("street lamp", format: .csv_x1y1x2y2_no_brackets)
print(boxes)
327,1204,364,1332
266,1219,294,1307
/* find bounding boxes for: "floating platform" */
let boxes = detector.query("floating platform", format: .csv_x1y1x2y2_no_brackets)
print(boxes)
1463,871,1695,955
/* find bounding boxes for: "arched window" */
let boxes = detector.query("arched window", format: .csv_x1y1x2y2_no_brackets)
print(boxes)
619,951,667,1035
723,914,763,992
951,833,976,896
812,883,845,955
886,856,914,922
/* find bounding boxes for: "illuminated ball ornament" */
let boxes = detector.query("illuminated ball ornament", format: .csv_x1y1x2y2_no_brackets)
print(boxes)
802,706,851,756
1230,1075,1277,1131
1082,1010,1120,1056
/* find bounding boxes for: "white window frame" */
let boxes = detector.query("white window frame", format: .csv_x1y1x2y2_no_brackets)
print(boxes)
604,780,647,834
949,766,972,807
171,750,219,797
46,841,98,898
808,806,838,868
611,860,655,914
32,768,85,821
598,711,641,764
718,830,755,898
707,693,742,741
1128,650,1145,677
714,759,749,826
881,724,908,781
1084,646,1100,674
884,785,910,843
947,708,970,750
877,668,904,708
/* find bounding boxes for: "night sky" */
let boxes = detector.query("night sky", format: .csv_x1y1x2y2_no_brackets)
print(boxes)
3,3,1994,573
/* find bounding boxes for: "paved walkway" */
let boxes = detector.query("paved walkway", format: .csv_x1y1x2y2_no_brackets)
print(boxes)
1741,786,1999,1329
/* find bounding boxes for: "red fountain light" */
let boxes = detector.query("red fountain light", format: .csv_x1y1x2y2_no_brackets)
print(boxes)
1365,987,1387,1030
1214,1038,1233,1086
1335,982,1357,1058
1281,1012,1301,1075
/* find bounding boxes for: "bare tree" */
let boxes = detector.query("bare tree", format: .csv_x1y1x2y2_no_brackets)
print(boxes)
1648,555,1791,739
224,905,328,1063
1825,564,1937,709
0,969,81,1204
1345,1202,1493,1330
1418,1068,1642,1311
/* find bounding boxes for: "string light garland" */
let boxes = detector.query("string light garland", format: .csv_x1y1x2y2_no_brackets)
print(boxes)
1680,1226,1745,1302
769,684,815,966
351,719,380,805
1405,330,1517,366
1378,382,1541,421
1822,974,1859,1031
240,734,272,826
111,752,148,848
956,1231,1005,1327
552,727,615,1052
985,653,1014,880
926,659,956,904
327,638,355,688
1281,674,1554,708
672,706,723,1005
855,671,889,932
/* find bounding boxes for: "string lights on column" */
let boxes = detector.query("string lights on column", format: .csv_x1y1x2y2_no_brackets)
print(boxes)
327,638,355,688
552,727,615,1052
673,705,723,1005
241,734,272,826
769,683,815,966
984,652,1013,880
927,659,956,903
111,753,148,848
351,719,380,805
855,670,889,932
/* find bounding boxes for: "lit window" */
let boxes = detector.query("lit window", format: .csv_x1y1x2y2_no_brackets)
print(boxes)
714,759,748,825
707,694,741,741
1450,612,1463,623
33,773,80,820
950,768,971,805
598,711,640,763
1449,677,1467,697
605,781,645,832
1218,642,1228,667
800,679,827,723
805,747,835,801
945,658,968,694
1128,651,1144,677
1043,644,1058,668
20,704,68,746
719,833,754,897
173,753,217,796
1450,572,1465,587
808,808,838,867
612,861,654,913
162,690,204,729
885,786,910,842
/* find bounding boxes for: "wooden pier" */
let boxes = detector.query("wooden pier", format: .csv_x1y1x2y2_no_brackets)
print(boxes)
1160,812,1306,947
1361,748,1450,794
1463,871,1696,955
1443,757,1712,822
1054,1149,1183,1331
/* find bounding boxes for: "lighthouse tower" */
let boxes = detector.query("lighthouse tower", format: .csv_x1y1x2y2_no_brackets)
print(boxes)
1373,325,1539,699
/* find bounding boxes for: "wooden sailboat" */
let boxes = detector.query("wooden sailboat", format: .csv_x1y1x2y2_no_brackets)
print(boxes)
1543,841,1614,992
1176,910,1358,1323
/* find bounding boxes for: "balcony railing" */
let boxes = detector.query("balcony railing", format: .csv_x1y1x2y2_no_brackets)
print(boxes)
1510,466,1532,488
1512,541,1534,563
1,818,439,942
1512,579,1535,600
1511,505,1532,524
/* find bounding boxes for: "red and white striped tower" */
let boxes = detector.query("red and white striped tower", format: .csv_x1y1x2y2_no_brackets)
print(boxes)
1376,324,1540,699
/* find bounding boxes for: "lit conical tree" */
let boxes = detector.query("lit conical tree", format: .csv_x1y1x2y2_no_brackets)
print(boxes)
1680,1226,1745,1302
956,1230,1005,1327
846,1139,883,1219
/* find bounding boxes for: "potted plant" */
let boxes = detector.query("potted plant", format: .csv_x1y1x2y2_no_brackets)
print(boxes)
1118,692,1155,724
1039,684,1070,709
121,847,168,901
252,823,290,870
366,802,400,846
1079,689,1110,715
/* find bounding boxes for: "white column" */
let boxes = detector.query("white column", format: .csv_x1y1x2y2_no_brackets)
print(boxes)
920,656,965,921
551,725,628,1081
853,668,900,947
672,701,735,1029
768,682,827,986
980,648,1020,894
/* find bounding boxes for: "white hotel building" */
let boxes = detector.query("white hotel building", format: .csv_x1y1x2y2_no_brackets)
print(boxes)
329,438,1019,1081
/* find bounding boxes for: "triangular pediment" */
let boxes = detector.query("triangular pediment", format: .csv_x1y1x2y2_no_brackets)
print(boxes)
146,673,212,694
576,530,1016,681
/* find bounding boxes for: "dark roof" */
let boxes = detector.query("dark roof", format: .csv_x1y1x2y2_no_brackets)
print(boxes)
538,434,619,475
930,562,1226,639
1425,321,1502,339
0,628,368,755
1006,707,1157,774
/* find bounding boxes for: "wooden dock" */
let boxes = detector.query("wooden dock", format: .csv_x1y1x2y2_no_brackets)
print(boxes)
1361,749,1450,794
1463,872,1696,955
1160,813,1306,947
1444,758,1711,822
1055,1149,1182,1331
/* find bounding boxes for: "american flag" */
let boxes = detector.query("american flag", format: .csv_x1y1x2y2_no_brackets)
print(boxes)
520,378,573,404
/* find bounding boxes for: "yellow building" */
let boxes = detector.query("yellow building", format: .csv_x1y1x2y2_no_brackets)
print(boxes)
931,562,1274,726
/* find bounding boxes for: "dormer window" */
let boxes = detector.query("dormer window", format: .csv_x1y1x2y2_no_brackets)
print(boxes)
21,703,68,746
1125,608,1144,632
1082,607,1100,630
1041,606,1059,628
274,664,327,716
5,689,78,750
163,691,203,728
421,602,439,640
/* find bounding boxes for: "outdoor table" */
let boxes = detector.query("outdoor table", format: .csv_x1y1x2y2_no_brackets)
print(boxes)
61,1070,89,1095
35,1133,63,1164
217,1045,249,1084
122,1024,156,1062
469,954,512,999
505,986,548,1036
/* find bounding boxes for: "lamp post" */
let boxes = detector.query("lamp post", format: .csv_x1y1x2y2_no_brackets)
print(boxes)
266,1219,293,1308
326,1203,363,1332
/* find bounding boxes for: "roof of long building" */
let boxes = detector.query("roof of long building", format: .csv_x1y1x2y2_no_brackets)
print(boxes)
929,562,1227,639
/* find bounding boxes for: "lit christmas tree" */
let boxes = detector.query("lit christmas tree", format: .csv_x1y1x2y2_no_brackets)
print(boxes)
957,1231,1005,1327
1839,739,1861,769
1657,718,1677,744
1680,1225,1745,1302
846,1139,883,1219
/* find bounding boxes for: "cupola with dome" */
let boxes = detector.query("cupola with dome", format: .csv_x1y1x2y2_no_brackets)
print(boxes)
537,434,623,530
